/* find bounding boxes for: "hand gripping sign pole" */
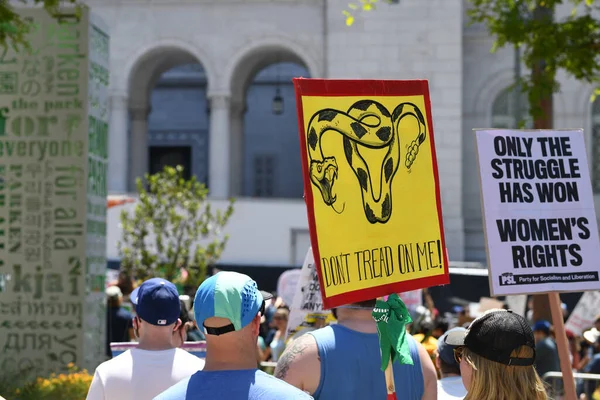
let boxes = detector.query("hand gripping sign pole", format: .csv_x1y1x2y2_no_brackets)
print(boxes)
372,294,414,400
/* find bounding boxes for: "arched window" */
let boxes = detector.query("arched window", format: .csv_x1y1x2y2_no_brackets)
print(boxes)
243,62,310,199
591,98,600,193
491,87,532,129
147,64,209,185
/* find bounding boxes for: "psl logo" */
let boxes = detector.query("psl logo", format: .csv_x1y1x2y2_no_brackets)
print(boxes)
499,273,516,286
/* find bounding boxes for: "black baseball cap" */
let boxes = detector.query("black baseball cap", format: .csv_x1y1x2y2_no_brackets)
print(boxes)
445,309,536,366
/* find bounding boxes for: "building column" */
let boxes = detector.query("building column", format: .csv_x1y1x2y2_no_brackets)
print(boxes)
128,106,150,191
108,93,128,193
229,99,246,197
208,93,231,198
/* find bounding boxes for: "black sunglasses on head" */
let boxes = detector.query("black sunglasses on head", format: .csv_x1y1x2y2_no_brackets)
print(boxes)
260,300,266,316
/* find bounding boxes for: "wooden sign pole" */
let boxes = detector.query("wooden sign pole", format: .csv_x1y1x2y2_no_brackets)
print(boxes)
548,292,577,400
384,356,397,400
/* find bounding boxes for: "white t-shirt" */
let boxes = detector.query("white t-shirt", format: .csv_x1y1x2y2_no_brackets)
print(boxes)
86,348,205,400
437,376,467,400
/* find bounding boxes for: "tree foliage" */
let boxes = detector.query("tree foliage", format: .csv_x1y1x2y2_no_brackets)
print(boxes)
343,0,395,26
0,0,79,51
468,0,600,119
118,165,235,293
343,0,381,26
346,0,600,121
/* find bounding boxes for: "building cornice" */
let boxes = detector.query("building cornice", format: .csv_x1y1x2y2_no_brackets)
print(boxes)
83,0,323,5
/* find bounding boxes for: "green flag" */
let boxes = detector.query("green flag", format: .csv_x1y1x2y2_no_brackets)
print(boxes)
372,293,414,371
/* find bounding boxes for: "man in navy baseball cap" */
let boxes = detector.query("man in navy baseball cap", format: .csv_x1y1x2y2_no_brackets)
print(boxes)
87,278,204,400
532,320,559,380
132,278,181,326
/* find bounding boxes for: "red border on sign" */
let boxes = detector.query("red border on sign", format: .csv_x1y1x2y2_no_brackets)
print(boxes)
293,78,450,310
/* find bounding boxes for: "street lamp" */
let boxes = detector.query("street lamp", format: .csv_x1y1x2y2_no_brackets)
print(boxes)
272,55,284,115
272,86,284,115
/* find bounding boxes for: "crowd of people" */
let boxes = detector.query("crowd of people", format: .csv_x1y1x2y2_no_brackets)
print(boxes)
96,271,600,400
403,297,600,399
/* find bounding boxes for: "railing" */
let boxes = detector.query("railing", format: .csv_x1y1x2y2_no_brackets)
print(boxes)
111,342,279,374
542,371,600,399
110,341,206,359
259,361,278,375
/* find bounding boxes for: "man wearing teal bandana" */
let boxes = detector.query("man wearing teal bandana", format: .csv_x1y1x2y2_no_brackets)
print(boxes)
274,298,438,400
154,271,312,400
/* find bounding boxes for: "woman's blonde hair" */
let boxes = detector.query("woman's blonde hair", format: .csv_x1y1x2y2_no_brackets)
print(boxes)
463,345,549,400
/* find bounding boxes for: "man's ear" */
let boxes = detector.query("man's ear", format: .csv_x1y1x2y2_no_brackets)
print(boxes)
253,314,261,336
132,316,140,339
173,318,182,332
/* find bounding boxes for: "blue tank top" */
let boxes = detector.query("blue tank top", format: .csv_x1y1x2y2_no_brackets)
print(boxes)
309,324,424,400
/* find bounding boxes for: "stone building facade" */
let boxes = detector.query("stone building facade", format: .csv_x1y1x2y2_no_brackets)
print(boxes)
93,0,599,266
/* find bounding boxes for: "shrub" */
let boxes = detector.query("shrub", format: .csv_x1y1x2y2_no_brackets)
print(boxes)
11,363,92,400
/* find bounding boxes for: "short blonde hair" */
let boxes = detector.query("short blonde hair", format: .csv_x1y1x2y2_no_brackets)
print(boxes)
463,346,548,400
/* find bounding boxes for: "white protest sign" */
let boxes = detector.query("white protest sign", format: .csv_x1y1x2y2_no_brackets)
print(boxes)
565,291,600,335
479,297,505,312
476,129,600,295
105,269,120,289
285,247,334,342
277,269,301,307
398,289,422,314
469,302,482,318
505,295,528,317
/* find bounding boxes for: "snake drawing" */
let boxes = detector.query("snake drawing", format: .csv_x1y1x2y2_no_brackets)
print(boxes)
306,100,427,224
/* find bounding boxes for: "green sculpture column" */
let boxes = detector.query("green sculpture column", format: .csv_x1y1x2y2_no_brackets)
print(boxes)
0,6,109,377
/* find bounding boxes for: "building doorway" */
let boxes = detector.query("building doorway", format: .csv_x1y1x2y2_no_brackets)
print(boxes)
149,145,192,180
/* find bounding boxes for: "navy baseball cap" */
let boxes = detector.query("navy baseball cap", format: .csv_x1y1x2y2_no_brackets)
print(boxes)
533,320,551,334
134,278,181,326
437,327,466,366
130,286,140,306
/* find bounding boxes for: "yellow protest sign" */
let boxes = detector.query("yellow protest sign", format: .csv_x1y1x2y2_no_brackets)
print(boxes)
294,79,449,309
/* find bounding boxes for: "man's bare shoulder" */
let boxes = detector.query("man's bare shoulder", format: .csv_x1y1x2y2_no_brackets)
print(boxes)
274,333,319,382
413,339,438,400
